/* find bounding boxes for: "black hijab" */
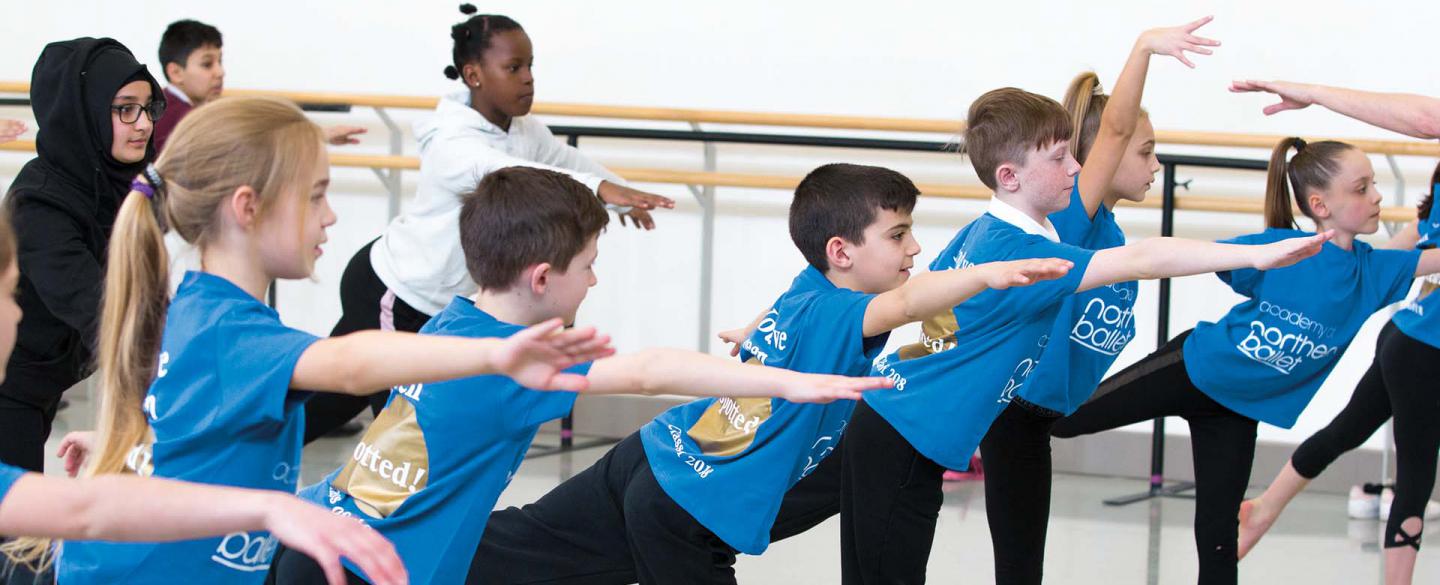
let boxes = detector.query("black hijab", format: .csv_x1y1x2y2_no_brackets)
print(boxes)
19,37,161,221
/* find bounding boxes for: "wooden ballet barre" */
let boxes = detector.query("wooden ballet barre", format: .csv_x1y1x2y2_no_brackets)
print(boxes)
4,80,1439,156
0,139,1417,222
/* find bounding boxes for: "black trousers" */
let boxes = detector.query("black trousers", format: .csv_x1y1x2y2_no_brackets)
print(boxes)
265,545,368,585
469,431,845,585
0,394,58,473
839,398,945,585
978,399,1062,585
303,239,432,444
1051,330,1257,585
1291,321,1440,550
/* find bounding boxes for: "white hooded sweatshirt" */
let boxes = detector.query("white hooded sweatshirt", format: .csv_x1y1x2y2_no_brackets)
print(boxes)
370,90,623,315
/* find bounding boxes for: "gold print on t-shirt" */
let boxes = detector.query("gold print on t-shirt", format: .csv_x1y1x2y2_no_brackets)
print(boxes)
896,311,959,361
331,397,430,518
685,358,773,457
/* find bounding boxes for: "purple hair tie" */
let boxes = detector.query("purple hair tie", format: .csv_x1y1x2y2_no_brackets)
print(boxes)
130,178,155,199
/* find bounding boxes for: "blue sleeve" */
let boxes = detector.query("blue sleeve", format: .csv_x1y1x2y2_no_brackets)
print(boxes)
795,289,878,373
0,463,25,505
217,305,321,424
983,238,1095,311
1215,231,1280,297
1048,185,1093,245
1369,248,1422,306
512,362,588,430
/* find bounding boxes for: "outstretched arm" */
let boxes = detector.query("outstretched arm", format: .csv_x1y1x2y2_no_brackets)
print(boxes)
861,258,1074,337
0,474,407,585
1229,80,1440,139
1078,232,1332,292
293,319,614,395
1079,16,1219,217
586,349,892,403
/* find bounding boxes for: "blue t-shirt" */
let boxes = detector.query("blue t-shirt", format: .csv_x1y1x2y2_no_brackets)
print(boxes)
1390,196,1440,349
300,298,584,584
60,272,320,585
639,266,885,555
864,213,1095,470
1024,183,1139,414
1183,229,1419,428
0,463,24,507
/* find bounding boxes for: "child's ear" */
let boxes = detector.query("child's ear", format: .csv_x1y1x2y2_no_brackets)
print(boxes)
462,63,483,89
227,185,260,229
1306,191,1331,220
995,162,1022,193
527,262,553,295
164,62,184,86
825,236,853,270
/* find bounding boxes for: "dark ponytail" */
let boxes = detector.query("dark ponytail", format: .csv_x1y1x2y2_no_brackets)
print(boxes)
1419,160,1439,221
1264,137,1355,229
444,4,523,81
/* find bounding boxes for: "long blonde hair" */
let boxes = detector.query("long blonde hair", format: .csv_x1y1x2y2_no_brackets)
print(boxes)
3,96,325,570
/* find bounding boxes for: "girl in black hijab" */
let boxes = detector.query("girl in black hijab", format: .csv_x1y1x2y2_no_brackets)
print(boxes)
0,37,163,473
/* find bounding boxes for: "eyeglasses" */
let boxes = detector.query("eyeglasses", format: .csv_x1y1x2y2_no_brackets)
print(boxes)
111,101,166,124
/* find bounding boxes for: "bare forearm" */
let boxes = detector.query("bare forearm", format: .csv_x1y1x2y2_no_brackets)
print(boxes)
865,268,989,336
0,474,273,541
589,349,797,398
296,331,503,395
1307,84,1440,139
1083,238,1254,291
1103,42,1151,146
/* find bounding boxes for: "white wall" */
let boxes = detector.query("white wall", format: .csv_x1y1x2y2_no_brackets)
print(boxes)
2,0,1438,452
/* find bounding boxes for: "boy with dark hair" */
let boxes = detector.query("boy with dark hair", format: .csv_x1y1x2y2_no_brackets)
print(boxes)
152,19,365,152
838,88,1332,584
468,162,1075,585
153,20,223,152
267,166,889,585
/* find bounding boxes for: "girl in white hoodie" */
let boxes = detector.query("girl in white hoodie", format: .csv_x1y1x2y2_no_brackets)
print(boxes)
304,5,674,440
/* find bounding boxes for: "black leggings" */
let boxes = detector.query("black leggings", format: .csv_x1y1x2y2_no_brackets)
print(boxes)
1051,330,1258,585
469,432,845,585
837,396,1063,585
839,399,945,585
978,399,1061,585
302,239,432,444
1290,321,1440,551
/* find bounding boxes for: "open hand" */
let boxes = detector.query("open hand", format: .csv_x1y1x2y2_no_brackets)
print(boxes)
981,258,1075,290
779,372,893,404
1229,80,1316,116
264,496,408,585
1140,16,1220,69
325,125,368,146
56,431,95,477
0,119,27,144
1255,230,1333,270
494,319,616,391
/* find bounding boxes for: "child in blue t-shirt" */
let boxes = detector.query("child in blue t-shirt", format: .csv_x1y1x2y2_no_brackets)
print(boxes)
1240,168,1440,583
973,18,1220,584
265,166,894,585
54,98,618,585
465,163,1073,585
0,211,402,585
1053,141,1440,584
840,87,1331,585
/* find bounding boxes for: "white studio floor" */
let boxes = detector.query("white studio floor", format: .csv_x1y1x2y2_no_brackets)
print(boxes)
43,390,1440,585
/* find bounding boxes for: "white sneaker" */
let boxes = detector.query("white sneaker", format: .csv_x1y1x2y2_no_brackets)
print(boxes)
1378,488,1440,521
1349,485,1380,519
